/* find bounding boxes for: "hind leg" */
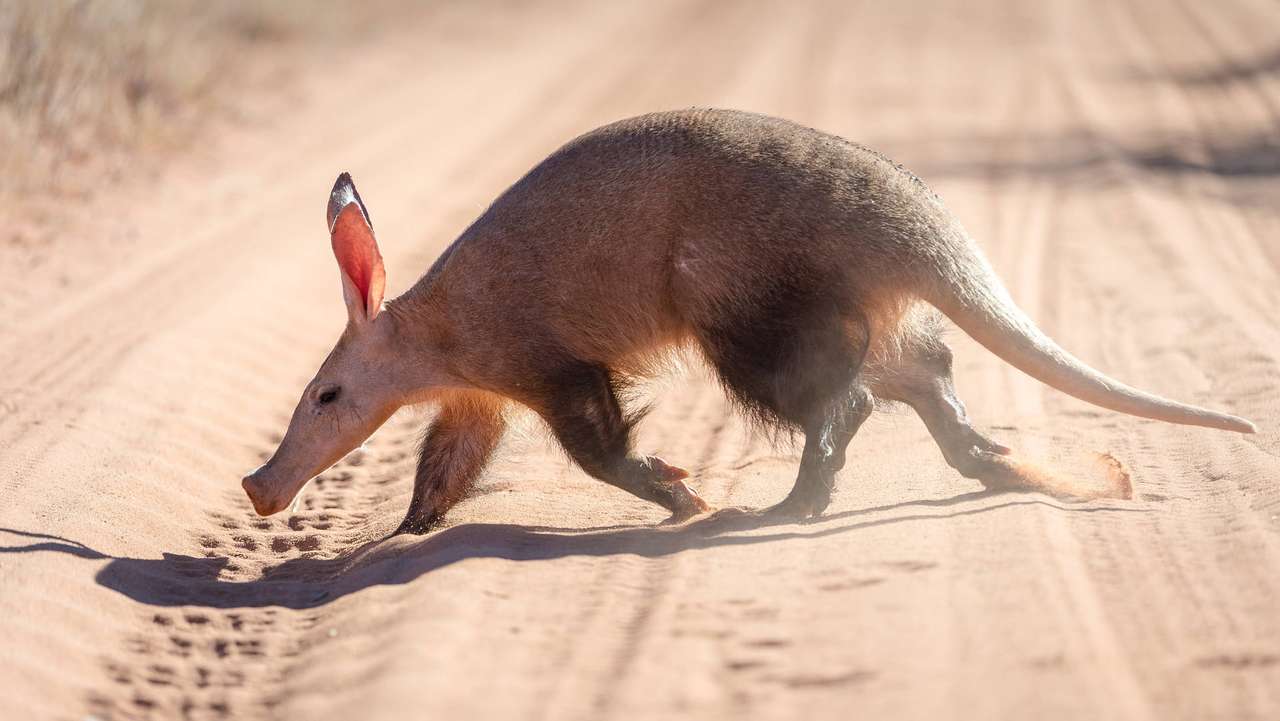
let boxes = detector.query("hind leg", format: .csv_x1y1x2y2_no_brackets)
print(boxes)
768,385,874,518
871,330,1017,487
699,309,872,519
532,360,711,521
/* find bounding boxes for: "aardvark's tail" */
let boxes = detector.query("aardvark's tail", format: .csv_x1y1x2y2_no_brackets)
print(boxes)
922,239,1256,434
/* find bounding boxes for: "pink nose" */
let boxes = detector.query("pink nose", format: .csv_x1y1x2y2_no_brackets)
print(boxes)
241,472,284,516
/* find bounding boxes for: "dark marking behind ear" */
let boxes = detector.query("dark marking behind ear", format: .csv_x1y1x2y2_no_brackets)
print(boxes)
327,172,374,233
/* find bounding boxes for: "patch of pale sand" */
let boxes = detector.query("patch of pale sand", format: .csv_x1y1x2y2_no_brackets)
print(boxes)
3,1,1280,720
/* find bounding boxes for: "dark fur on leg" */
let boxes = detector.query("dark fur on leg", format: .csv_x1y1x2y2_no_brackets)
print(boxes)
694,290,873,515
533,360,710,518
771,385,874,518
396,392,506,535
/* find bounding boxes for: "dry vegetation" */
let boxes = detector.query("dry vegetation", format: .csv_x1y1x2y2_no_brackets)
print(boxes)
0,0,389,197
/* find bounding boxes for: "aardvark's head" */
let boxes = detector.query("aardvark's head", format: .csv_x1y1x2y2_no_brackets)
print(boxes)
242,173,405,516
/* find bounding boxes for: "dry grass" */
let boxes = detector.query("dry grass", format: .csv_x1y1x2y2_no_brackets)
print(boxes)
0,1,386,196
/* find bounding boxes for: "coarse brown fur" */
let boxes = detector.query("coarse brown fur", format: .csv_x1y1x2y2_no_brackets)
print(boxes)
242,108,1256,532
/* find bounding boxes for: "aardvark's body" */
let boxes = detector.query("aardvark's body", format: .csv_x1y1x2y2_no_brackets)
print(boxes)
242,109,1255,533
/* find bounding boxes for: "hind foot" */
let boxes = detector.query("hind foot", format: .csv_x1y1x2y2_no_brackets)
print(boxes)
965,449,1031,491
955,428,1012,458
758,483,832,522
971,448,1134,501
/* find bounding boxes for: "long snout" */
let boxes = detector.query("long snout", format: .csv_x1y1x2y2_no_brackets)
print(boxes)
241,465,296,517
242,393,397,519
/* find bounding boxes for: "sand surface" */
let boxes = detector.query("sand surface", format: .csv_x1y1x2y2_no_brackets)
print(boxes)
2,1,1279,719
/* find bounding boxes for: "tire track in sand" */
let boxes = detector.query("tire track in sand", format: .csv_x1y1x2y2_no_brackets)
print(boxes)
4,2,1279,720
78,1,763,719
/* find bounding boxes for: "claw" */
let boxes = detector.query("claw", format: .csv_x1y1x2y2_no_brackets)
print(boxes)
664,479,713,523
394,514,439,536
967,428,1012,456
645,455,690,483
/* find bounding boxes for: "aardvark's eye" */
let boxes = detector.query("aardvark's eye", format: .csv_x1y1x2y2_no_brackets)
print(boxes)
317,387,341,405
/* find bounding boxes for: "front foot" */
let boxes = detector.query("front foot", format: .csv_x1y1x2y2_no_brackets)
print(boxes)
393,512,441,536
660,479,714,525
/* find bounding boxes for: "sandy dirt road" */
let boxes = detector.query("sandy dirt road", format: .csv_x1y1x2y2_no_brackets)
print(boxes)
2,1,1279,719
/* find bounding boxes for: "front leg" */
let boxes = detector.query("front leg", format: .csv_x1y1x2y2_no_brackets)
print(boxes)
535,361,712,522
396,392,507,535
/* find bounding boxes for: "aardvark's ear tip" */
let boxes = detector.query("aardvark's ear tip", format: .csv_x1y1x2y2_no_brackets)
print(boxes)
330,171,353,199
326,171,372,233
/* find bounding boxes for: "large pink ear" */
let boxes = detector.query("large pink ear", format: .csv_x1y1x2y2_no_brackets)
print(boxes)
327,172,385,324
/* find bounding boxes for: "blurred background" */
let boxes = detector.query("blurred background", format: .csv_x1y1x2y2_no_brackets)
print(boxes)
2,1,398,191
3,0,1277,299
